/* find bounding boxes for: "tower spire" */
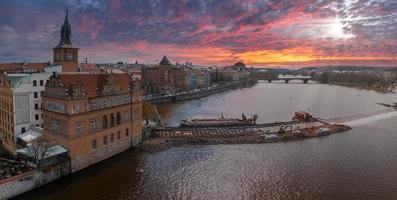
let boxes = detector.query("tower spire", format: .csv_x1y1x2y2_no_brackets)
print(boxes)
56,7,73,48
53,7,79,72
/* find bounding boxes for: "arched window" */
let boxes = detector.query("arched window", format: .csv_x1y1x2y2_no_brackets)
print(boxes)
110,113,115,127
116,112,121,125
103,115,108,129
125,128,129,137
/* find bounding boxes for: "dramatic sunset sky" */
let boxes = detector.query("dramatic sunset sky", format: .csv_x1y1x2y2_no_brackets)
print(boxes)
0,0,396,67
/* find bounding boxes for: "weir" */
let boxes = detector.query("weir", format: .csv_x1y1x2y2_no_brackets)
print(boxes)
325,109,397,125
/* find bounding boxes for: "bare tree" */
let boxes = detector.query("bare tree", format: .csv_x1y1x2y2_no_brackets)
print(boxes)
26,138,51,168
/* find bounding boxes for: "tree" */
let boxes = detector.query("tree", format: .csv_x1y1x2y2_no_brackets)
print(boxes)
26,138,51,168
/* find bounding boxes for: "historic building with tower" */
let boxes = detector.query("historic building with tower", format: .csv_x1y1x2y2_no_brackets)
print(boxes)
40,9,143,171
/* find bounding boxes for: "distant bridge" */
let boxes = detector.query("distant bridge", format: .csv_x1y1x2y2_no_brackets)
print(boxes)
259,75,312,83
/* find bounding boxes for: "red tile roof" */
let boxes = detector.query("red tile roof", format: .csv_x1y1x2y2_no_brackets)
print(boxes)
58,72,131,98
0,62,50,72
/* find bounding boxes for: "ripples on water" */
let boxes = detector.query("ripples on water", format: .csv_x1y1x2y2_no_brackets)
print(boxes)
136,117,397,200
15,82,397,200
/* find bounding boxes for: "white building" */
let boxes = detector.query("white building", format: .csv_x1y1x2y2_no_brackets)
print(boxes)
0,65,62,153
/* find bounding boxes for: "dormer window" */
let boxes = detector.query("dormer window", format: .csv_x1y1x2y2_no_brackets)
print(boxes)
66,52,73,61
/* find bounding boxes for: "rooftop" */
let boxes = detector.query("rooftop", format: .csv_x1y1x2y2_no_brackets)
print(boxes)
0,62,51,73
51,72,131,98
159,55,171,65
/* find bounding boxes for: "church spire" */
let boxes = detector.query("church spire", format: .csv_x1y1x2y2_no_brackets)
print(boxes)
56,7,73,48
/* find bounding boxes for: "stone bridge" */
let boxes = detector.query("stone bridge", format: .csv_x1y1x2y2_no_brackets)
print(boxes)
260,75,312,83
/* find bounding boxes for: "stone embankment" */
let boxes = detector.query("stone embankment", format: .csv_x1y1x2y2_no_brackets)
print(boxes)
0,160,70,199
144,80,256,104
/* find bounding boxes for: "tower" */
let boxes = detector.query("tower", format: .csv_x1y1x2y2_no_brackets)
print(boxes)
53,8,79,72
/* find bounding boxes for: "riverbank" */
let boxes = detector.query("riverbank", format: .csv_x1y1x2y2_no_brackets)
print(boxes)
144,79,256,104
0,160,70,199
141,122,351,153
327,82,395,93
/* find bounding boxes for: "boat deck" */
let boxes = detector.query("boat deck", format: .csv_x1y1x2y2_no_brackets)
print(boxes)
156,121,326,137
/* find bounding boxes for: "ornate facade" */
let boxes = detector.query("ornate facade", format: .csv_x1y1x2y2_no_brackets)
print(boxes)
43,71,142,172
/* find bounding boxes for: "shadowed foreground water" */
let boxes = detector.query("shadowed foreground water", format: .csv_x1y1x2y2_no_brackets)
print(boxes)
14,82,397,200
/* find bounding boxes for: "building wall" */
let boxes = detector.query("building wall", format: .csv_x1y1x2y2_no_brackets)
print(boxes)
0,75,15,152
0,160,70,200
131,101,142,146
217,69,250,82
185,69,210,90
0,71,57,153
142,65,187,94
383,71,397,81
43,75,143,172
53,48,78,72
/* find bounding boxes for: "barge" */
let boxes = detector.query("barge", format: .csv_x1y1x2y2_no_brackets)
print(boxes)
180,113,258,127
143,112,351,152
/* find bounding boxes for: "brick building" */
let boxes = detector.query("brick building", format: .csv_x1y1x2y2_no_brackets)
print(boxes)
43,71,143,172
141,56,186,95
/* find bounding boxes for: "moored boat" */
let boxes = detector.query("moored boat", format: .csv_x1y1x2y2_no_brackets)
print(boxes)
180,113,258,127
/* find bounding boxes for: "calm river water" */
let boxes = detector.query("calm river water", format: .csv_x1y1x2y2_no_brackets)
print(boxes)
14,81,397,200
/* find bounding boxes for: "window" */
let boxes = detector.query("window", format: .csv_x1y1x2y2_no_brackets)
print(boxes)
92,139,97,149
34,92,38,98
35,103,39,110
76,123,81,134
103,115,108,129
125,128,129,137
21,127,26,133
33,80,37,87
36,124,39,127
53,121,60,131
90,120,97,130
103,135,108,145
35,114,39,120
40,80,44,86
66,52,73,61
117,131,121,140
110,133,114,143
110,113,115,127
116,112,121,125
73,104,80,113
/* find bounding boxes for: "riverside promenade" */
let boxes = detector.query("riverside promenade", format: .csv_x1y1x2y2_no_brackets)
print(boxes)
144,80,256,104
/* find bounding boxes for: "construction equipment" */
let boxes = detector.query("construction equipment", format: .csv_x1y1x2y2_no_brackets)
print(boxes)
278,125,293,135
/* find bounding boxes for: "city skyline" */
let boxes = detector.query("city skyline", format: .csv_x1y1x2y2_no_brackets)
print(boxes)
0,0,396,67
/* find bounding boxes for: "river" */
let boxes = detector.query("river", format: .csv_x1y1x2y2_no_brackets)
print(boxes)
14,81,397,200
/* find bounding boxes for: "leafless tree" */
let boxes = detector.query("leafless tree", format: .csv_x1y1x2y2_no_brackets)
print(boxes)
26,138,51,168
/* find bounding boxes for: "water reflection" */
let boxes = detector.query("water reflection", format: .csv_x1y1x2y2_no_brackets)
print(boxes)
15,82,397,200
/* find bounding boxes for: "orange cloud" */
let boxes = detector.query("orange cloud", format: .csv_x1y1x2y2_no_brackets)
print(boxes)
234,47,316,64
